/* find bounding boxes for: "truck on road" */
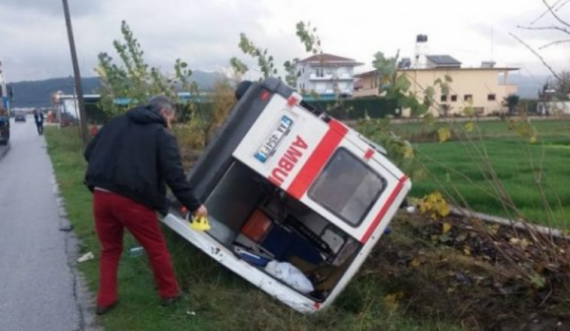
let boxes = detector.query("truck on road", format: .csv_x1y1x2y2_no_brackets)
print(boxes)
0,61,12,145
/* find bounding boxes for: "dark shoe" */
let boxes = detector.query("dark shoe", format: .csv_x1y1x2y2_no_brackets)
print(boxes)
161,294,184,306
96,301,118,315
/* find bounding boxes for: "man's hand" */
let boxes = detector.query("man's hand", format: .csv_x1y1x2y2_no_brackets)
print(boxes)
193,205,208,219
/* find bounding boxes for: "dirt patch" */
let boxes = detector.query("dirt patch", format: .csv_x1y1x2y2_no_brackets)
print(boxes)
362,212,570,330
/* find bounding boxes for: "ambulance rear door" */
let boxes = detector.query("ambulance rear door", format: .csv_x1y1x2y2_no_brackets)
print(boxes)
232,92,410,244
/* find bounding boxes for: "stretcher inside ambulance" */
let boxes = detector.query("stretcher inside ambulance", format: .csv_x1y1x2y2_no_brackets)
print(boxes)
163,77,411,313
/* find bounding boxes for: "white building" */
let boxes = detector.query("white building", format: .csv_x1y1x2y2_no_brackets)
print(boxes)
295,53,363,97
537,101,570,115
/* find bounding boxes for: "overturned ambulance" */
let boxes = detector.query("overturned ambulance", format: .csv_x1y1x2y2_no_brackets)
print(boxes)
163,77,411,313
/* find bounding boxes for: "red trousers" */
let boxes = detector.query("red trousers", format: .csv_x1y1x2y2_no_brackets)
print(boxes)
93,191,180,306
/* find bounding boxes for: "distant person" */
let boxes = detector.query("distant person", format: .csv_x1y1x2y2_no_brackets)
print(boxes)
84,96,207,315
34,110,44,135
47,111,54,123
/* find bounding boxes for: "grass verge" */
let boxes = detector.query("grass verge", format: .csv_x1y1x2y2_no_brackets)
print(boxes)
391,119,570,141
413,135,570,227
45,126,462,331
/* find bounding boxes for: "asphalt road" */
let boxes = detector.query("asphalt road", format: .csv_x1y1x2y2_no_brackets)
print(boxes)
0,118,96,331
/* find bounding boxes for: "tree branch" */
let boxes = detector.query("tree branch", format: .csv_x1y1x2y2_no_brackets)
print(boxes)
510,33,562,81
531,0,563,25
540,39,570,49
542,0,570,28
518,25,570,36
558,0,570,10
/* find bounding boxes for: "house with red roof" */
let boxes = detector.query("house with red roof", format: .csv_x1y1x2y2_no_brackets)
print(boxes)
295,53,363,99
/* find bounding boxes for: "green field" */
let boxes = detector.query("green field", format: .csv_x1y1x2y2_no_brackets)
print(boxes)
45,127,462,331
397,119,570,227
390,118,570,141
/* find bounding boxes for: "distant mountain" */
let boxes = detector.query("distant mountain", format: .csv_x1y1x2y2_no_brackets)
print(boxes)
8,77,100,108
504,73,550,99
7,71,226,108
187,71,227,90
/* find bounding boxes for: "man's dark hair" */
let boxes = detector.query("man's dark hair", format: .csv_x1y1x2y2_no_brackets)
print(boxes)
149,96,176,112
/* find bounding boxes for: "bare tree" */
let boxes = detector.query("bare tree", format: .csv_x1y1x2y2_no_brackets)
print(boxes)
514,0,570,81
554,71,570,99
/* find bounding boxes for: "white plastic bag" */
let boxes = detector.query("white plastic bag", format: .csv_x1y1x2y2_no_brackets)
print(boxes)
265,261,314,294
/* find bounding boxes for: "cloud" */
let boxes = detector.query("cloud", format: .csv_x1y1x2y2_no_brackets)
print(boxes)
469,4,570,74
0,0,105,17
1,0,568,83
471,8,570,48
1,0,277,81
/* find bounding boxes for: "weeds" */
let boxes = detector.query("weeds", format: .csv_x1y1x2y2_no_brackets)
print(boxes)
358,111,570,328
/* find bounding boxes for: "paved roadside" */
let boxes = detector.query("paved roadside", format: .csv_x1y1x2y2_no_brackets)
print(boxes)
0,119,99,331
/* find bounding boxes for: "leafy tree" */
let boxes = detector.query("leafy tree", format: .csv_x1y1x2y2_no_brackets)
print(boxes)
505,94,520,114
235,21,322,89
283,58,300,87
238,33,277,79
229,57,249,82
96,21,232,154
295,21,322,55
372,51,398,93
95,21,194,117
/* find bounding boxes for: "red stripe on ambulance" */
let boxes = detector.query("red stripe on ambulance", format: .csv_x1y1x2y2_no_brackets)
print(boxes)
287,96,299,107
288,120,348,199
268,136,309,186
361,176,408,243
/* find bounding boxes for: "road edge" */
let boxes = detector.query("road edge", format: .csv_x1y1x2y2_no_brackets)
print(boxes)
51,174,102,331
0,144,10,161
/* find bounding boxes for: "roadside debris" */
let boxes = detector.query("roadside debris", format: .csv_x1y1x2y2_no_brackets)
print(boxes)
77,252,95,263
128,246,145,257
366,212,570,330
59,225,74,232
265,261,314,294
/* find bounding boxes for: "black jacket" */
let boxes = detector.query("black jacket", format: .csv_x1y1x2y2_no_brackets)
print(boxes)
84,105,201,214
34,113,44,124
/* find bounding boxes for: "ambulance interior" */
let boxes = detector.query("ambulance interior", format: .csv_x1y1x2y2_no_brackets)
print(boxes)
201,152,386,302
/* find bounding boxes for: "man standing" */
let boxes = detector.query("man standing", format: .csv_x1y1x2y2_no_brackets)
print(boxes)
34,109,44,135
84,96,207,315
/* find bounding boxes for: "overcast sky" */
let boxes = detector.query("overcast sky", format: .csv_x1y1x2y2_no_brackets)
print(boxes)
0,0,568,82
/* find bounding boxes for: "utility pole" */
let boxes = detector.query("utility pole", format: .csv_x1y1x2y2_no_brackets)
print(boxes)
61,0,88,144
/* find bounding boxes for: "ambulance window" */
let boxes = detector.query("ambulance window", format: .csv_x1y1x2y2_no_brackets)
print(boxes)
309,148,386,227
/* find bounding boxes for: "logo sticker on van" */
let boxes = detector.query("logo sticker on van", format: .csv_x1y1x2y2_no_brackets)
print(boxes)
254,115,293,163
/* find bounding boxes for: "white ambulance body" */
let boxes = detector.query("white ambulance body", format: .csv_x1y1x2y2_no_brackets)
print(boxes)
162,78,411,313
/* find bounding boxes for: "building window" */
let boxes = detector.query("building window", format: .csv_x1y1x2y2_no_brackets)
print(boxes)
441,95,448,102
300,83,305,89
464,94,473,102
316,68,324,77
488,94,496,101
302,67,305,74
451,95,458,102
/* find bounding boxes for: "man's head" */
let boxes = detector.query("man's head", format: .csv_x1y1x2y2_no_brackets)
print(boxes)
149,96,176,128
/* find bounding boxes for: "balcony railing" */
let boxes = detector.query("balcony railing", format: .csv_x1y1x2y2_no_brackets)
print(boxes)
310,73,353,81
